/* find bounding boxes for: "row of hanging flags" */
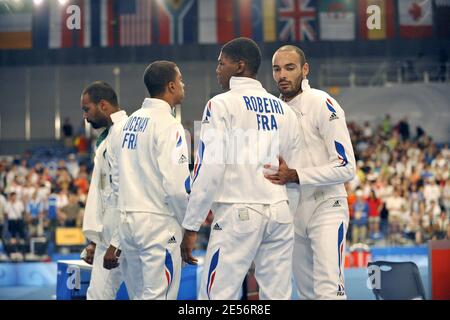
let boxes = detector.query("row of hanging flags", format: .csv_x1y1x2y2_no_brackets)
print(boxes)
0,0,449,50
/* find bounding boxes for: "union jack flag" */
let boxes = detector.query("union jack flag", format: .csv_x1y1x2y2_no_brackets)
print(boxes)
278,0,318,41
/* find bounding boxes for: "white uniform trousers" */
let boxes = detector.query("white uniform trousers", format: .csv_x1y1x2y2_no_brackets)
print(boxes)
119,211,182,300
293,197,349,300
86,242,130,300
199,201,294,300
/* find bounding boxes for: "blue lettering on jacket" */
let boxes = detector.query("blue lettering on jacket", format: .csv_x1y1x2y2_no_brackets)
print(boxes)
121,116,149,149
243,96,283,131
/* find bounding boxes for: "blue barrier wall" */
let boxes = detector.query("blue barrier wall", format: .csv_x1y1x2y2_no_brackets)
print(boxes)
0,246,431,300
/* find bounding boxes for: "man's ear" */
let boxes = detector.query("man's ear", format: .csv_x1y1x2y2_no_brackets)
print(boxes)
236,60,246,75
99,99,109,112
168,81,176,93
303,62,310,78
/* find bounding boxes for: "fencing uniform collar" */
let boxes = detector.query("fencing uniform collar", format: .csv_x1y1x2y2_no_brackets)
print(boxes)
95,128,109,148
229,76,263,90
142,98,172,112
281,78,311,105
110,110,127,124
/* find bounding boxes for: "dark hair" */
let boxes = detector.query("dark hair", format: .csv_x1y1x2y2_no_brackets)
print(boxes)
82,81,118,106
221,37,261,76
143,61,178,97
276,45,307,66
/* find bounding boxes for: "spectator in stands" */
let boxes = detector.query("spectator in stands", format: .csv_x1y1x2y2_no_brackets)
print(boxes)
4,192,26,242
397,117,410,141
73,170,89,195
66,154,80,179
56,186,69,211
426,199,442,222
386,188,408,244
381,114,392,137
74,134,90,156
25,191,44,237
56,162,71,187
419,207,434,243
352,190,369,244
434,210,449,240
62,117,74,148
7,176,23,200
57,192,82,227
409,166,421,185
362,121,372,139
415,126,425,141
443,179,450,214
5,163,17,188
367,190,382,239
22,178,35,203
36,177,51,203
76,187,87,208
0,191,5,242
46,189,58,233
409,183,425,214
404,208,422,245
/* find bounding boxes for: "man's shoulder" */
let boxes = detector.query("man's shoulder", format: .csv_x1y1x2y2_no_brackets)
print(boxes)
152,113,182,139
304,88,332,104
305,88,344,115
210,91,231,104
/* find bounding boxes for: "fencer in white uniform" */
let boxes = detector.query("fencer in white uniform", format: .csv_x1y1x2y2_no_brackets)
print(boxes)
80,82,133,300
108,61,190,300
266,46,356,299
181,38,301,300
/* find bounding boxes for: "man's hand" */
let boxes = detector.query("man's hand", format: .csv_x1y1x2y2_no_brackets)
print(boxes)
82,242,96,265
263,156,299,185
181,230,198,265
103,245,121,270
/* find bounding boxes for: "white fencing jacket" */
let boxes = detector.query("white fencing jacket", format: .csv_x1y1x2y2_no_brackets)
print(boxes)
287,80,356,204
182,76,301,232
109,98,190,225
82,110,127,248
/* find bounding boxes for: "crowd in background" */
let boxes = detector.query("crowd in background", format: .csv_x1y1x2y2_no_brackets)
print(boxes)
0,114,449,261
0,150,91,260
346,115,450,245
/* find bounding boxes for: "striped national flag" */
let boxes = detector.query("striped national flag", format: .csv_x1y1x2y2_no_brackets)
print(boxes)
198,0,235,44
0,0,33,49
100,0,115,47
49,0,92,49
237,0,277,42
118,0,152,47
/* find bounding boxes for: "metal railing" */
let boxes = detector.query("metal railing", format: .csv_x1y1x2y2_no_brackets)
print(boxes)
319,61,450,87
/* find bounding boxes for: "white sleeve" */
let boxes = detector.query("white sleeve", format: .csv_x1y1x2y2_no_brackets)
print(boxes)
296,96,356,186
106,129,120,204
283,108,302,173
105,127,123,249
283,109,302,211
182,100,228,232
156,122,190,225
109,224,121,249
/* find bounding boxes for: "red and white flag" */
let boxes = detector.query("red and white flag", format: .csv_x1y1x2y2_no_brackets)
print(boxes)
398,0,433,38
